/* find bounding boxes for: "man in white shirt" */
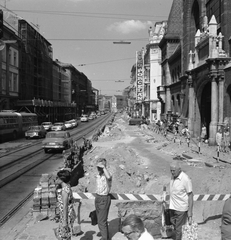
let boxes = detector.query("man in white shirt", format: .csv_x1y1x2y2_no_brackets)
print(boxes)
95,158,112,240
169,162,193,240
121,214,154,240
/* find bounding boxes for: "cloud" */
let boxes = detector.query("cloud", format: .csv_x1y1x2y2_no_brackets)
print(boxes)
107,20,152,34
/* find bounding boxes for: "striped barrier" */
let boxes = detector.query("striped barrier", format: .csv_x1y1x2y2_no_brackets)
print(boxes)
72,192,231,201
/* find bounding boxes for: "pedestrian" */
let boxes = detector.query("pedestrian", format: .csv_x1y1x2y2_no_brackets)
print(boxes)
221,195,231,240
121,214,154,240
223,128,230,153
55,169,76,240
95,158,112,240
200,124,207,142
178,122,184,136
181,126,190,139
216,128,223,152
169,162,193,240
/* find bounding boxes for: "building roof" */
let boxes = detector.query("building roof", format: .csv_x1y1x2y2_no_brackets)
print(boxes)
159,0,183,47
165,0,183,38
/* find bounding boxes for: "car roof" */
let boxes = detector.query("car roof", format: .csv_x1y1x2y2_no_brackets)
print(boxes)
42,122,52,124
48,130,68,133
47,130,69,135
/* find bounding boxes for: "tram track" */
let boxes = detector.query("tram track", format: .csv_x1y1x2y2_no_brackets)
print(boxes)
0,114,112,188
0,114,111,172
0,114,114,227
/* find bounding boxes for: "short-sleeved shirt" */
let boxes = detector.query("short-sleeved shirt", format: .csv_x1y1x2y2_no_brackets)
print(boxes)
96,174,112,195
139,229,155,240
169,171,192,212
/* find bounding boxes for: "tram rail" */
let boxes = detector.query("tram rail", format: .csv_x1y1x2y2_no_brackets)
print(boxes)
0,113,114,227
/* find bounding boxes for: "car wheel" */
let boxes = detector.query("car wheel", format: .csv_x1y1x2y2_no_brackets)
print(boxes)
44,149,48,153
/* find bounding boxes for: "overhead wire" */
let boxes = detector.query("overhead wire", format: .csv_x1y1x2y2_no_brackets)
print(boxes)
76,57,134,66
9,9,168,21
0,4,150,91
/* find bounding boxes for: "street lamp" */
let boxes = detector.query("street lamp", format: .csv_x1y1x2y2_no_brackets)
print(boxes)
113,40,131,44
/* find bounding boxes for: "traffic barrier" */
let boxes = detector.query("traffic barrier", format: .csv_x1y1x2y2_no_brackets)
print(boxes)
72,192,231,201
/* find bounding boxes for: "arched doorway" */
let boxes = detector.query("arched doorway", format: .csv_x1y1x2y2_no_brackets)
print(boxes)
200,82,211,138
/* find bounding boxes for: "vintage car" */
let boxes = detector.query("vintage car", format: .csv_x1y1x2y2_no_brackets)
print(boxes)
64,120,73,130
42,131,73,153
88,114,95,120
41,122,53,131
51,122,66,131
25,125,47,139
80,114,89,122
69,119,78,128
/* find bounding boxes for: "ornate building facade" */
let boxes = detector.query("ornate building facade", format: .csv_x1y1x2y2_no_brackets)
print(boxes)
159,0,231,145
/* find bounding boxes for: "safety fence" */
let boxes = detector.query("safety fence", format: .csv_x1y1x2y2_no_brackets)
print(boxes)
72,192,231,201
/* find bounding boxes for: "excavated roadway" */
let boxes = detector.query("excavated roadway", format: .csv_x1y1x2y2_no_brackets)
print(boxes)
1,113,228,240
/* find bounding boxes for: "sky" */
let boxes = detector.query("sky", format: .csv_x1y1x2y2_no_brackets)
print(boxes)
1,0,173,95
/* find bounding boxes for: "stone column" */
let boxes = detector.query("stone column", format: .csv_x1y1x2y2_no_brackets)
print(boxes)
187,74,194,135
165,87,171,116
218,74,224,125
209,74,218,145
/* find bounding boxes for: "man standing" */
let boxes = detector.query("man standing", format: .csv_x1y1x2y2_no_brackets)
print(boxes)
169,162,193,240
95,158,112,240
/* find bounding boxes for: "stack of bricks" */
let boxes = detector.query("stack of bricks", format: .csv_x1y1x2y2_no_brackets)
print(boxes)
33,173,58,218
49,184,57,218
40,174,49,214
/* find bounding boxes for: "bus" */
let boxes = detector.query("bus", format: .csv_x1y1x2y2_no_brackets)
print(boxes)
0,110,38,142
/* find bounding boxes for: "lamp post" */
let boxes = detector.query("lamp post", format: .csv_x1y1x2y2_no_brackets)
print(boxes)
113,41,131,44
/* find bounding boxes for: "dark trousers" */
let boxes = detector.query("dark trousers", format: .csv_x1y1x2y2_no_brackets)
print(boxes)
95,194,111,240
170,210,188,240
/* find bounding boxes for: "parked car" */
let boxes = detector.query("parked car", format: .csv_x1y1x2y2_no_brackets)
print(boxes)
51,122,66,131
41,122,53,131
69,119,78,128
25,125,47,139
88,114,95,120
42,131,73,153
64,120,73,130
80,114,88,122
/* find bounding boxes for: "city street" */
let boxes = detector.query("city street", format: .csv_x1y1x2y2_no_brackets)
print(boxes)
1,112,230,240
